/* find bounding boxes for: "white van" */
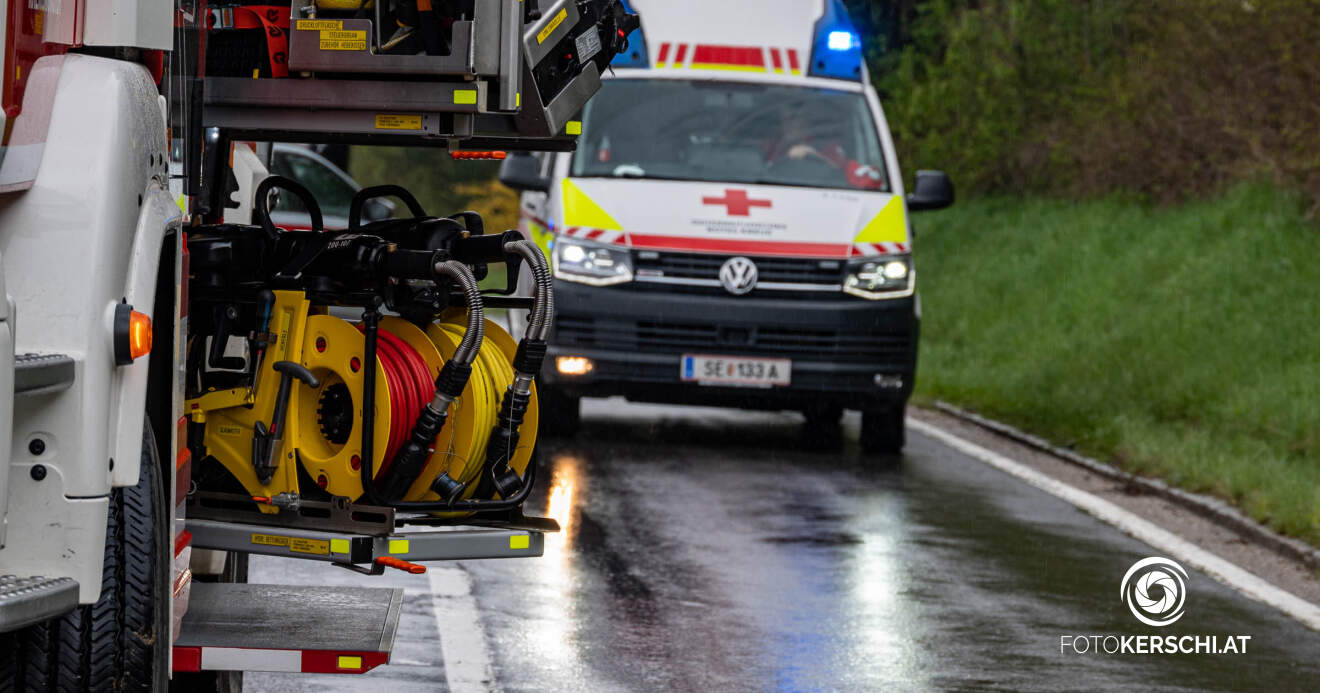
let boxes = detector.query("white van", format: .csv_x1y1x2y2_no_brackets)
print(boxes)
501,0,953,452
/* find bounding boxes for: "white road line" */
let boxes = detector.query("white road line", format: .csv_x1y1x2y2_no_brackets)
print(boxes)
428,565,499,692
908,417,1320,631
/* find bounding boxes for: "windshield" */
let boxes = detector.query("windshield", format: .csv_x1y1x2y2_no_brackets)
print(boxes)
270,150,356,219
572,79,889,192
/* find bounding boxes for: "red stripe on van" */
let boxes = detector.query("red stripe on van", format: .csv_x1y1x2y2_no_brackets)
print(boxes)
691,45,766,69
628,234,850,258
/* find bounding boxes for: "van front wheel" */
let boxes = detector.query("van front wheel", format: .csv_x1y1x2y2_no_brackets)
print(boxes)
861,404,906,455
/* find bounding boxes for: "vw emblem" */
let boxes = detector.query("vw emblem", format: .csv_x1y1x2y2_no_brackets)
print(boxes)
719,256,758,296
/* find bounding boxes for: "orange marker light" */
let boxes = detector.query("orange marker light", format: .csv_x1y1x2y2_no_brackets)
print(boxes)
129,311,152,360
113,304,153,365
449,150,508,161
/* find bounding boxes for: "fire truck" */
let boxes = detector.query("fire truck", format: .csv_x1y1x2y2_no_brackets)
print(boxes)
0,1,636,689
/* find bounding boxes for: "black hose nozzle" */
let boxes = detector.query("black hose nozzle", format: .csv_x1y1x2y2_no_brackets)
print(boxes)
379,405,448,502
429,473,467,505
378,359,475,502
436,360,473,400
478,385,532,498
512,339,548,376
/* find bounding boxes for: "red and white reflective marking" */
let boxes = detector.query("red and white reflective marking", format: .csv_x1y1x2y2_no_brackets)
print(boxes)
558,229,904,259
851,242,910,256
560,227,625,243
655,43,802,75
172,646,389,675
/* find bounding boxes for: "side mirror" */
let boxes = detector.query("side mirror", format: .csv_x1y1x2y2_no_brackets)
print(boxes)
906,170,954,212
499,152,551,194
362,197,395,222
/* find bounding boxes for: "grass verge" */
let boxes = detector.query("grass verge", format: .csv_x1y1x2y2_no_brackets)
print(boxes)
913,182,1320,546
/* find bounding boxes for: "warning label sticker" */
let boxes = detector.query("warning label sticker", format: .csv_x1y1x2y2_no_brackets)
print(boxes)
319,30,367,51
296,19,342,31
251,533,330,556
536,7,568,45
375,114,424,130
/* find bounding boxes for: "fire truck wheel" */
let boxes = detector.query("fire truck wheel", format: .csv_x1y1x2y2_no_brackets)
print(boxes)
860,404,906,455
537,387,581,437
0,421,170,692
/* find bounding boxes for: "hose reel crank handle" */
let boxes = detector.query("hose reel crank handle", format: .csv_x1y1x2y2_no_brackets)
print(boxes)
251,361,319,485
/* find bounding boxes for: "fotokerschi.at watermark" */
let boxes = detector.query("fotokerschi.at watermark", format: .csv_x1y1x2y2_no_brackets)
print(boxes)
1059,557,1253,656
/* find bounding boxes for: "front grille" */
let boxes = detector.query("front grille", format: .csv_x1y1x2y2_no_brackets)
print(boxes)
634,251,844,287
555,315,911,364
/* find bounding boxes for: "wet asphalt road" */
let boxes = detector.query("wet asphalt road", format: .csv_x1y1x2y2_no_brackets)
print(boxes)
248,399,1320,692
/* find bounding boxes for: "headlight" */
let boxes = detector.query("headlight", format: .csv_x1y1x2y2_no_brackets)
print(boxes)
552,237,634,286
844,255,914,299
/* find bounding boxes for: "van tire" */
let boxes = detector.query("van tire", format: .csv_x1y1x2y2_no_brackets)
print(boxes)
1,422,170,692
537,387,581,437
861,404,905,454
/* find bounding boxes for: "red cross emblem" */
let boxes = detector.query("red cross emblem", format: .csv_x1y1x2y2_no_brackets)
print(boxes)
702,189,772,217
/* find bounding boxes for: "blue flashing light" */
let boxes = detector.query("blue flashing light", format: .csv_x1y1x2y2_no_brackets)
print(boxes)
610,0,650,68
809,0,865,81
828,31,856,52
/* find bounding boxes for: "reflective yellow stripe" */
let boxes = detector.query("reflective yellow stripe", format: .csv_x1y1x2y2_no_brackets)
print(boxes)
388,539,410,554
527,220,552,258
509,534,531,550
561,179,622,230
853,196,909,244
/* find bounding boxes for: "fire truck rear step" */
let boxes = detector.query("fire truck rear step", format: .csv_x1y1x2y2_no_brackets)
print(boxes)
173,583,402,674
0,575,79,633
187,518,546,568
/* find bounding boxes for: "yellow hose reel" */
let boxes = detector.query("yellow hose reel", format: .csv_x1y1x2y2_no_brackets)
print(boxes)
187,290,536,513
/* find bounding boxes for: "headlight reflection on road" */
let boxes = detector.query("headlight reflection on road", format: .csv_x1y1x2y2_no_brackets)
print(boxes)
544,469,576,557
522,453,585,677
847,504,930,688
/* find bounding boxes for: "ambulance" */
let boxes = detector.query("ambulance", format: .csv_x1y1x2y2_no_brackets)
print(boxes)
500,0,954,453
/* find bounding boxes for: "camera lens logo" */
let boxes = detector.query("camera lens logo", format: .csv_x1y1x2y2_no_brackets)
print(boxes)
1121,557,1188,627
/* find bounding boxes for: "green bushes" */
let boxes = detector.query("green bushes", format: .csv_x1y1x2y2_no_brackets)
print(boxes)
914,184,1320,544
851,0,1320,212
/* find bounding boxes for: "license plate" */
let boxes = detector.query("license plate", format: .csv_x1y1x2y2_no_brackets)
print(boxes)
681,355,791,388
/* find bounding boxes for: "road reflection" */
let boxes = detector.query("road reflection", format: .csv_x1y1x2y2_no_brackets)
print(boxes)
518,452,587,682
544,458,578,557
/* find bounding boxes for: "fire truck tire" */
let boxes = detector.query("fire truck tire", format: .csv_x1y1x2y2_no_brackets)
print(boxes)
0,422,169,692
537,387,581,437
860,404,906,455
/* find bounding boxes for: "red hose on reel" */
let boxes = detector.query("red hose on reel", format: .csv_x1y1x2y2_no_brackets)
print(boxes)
359,326,435,478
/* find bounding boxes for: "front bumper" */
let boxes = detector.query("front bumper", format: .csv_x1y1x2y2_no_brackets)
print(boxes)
542,281,919,410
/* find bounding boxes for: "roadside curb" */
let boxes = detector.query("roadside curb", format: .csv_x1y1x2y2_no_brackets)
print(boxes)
929,401,1320,571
